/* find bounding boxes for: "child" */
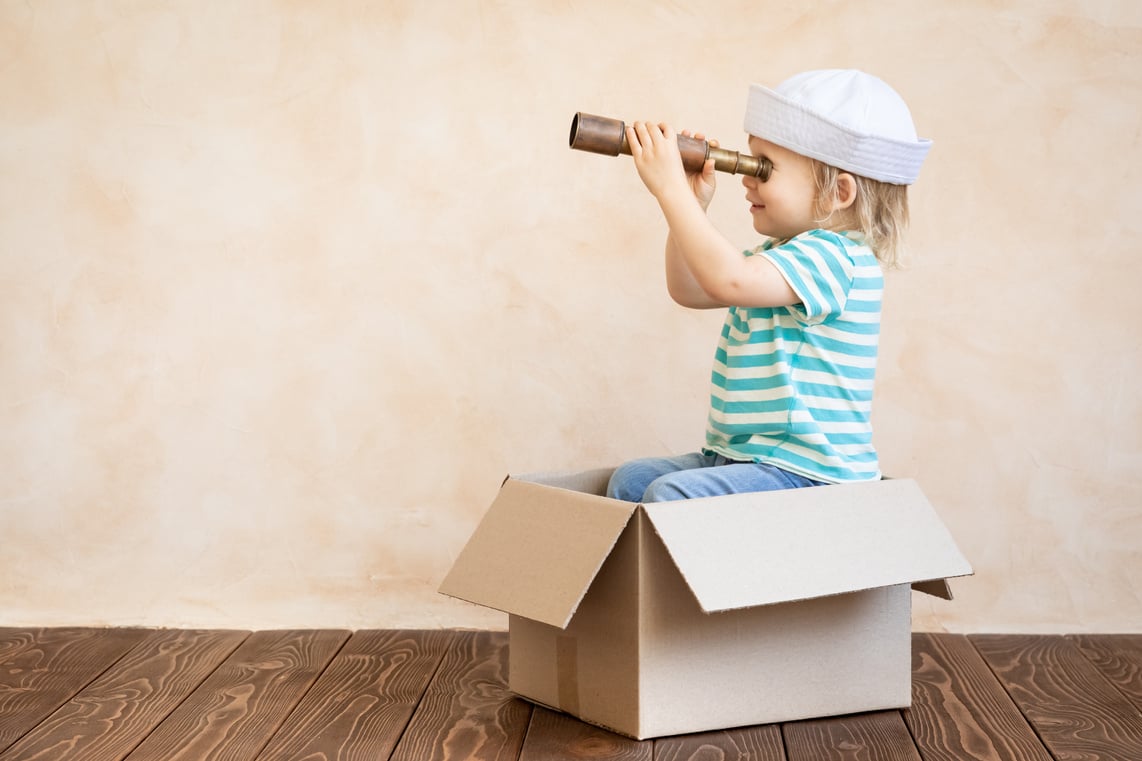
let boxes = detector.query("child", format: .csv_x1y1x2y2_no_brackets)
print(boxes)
606,69,931,503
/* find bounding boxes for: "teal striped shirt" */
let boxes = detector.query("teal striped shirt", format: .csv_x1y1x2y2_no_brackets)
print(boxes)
704,229,883,483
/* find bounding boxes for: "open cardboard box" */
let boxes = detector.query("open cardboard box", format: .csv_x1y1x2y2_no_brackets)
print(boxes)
439,467,972,740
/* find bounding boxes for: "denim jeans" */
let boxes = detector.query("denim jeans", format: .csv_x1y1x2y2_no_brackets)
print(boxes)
606,451,824,503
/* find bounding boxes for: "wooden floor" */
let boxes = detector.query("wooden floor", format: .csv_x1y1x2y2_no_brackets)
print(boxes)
1,630,1140,760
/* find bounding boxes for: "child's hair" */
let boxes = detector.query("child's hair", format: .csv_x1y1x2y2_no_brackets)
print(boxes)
810,161,909,268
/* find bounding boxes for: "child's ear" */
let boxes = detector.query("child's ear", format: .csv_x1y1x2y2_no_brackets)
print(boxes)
833,173,857,211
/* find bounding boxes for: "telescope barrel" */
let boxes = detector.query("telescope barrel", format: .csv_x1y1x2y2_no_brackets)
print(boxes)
569,112,771,181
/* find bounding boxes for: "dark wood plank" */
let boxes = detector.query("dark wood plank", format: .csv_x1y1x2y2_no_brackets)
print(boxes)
971,633,1142,761
256,629,454,761
0,628,248,761
0,627,148,754
653,724,786,761
782,711,921,761
1069,634,1142,712
390,630,532,761
905,633,1052,760
518,706,653,761
124,629,350,761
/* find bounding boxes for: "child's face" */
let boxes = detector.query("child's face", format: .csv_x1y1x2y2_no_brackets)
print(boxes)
741,137,821,240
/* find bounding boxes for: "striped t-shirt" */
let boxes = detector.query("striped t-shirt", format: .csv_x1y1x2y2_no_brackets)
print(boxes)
704,229,883,483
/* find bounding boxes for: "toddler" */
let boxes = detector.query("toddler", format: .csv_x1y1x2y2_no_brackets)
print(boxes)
607,69,931,503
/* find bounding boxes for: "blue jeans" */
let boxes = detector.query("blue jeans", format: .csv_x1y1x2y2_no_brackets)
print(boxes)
606,451,824,502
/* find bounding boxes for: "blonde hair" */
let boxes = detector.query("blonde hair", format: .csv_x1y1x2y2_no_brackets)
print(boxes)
810,161,909,268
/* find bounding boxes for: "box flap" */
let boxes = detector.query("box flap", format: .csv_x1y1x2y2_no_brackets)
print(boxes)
513,467,615,497
438,476,637,629
642,479,972,613
912,578,954,600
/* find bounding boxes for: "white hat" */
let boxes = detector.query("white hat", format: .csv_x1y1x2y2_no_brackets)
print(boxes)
743,69,932,185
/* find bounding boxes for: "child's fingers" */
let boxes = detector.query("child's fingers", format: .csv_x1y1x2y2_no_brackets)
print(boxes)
635,121,659,144
679,128,721,152
630,121,674,155
627,122,651,157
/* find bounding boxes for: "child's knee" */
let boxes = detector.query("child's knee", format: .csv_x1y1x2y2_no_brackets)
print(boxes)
641,474,690,503
606,462,645,501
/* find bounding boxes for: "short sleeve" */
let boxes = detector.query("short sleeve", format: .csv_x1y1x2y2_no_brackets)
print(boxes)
755,230,856,324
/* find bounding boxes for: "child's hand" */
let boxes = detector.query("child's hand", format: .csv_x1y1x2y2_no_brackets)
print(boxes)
682,129,718,212
627,122,717,212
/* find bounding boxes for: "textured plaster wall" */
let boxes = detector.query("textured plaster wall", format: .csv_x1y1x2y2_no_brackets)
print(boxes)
1,1,1139,632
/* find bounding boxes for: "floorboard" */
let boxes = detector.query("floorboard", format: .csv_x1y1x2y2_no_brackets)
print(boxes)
782,711,921,761
518,706,653,761
123,629,350,761
653,724,786,761
3,629,1141,760
971,633,1142,761
0,629,247,761
905,633,1052,761
0,627,148,755
255,629,452,761
390,630,531,761
1068,633,1142,712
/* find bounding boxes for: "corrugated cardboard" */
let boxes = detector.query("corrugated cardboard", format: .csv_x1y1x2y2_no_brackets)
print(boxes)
439,468,972,739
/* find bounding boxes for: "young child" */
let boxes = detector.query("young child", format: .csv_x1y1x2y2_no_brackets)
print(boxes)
607,69,931,503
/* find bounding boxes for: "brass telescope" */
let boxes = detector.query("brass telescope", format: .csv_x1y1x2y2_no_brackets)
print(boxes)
569,112,771,181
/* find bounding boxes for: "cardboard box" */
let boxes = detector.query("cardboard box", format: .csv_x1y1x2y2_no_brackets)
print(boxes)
439,467,972,739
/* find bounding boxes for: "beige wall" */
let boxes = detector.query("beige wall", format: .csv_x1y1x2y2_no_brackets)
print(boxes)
1,1,1139,633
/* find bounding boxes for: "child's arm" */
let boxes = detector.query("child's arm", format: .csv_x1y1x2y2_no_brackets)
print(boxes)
665,231,726,308
627,121,799,309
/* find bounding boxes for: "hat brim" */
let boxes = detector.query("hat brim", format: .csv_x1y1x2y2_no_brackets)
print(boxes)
744,83,931,185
